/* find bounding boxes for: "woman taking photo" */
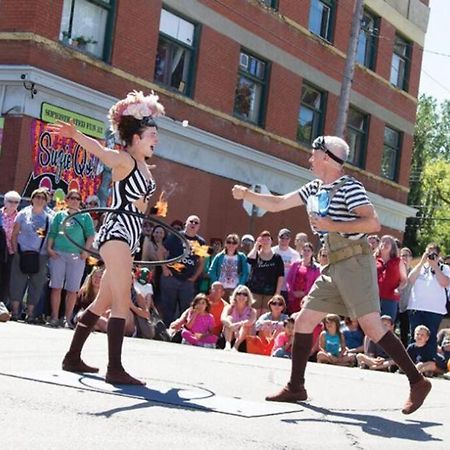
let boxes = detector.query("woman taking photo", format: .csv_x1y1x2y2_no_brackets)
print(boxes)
48,91,164,385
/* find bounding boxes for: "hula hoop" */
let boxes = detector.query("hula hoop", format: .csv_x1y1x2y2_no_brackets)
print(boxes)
61,207,191,266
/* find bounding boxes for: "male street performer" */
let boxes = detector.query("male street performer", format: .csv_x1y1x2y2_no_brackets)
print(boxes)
232,136,431,414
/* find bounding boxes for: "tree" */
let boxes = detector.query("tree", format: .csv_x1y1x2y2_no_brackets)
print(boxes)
404,95,450,254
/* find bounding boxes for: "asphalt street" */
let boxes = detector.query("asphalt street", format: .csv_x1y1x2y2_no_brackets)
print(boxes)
0,322,448,449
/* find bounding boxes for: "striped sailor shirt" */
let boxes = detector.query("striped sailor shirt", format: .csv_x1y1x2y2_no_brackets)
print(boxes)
298,175,371,240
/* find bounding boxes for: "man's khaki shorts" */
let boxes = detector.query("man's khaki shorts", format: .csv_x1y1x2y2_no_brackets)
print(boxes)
303,234,380,319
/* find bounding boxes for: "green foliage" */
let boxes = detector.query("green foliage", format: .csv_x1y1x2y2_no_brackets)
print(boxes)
404,95,450,254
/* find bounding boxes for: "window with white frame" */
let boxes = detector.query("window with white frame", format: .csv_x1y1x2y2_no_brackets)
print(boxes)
59,0,114,60
356,10,378,70
154,9,197,96
390,34,411,91
346,107,368,168
233,50,268,125
309,0,334,42
381,126,401,180
297,83,326,144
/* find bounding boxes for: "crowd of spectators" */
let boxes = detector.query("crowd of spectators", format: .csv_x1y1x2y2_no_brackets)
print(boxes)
1,189,449,380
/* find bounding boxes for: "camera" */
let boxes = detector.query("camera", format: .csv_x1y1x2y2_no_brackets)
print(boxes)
427,252,437,260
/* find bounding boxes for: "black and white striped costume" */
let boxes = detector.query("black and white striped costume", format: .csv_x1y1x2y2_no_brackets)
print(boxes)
96,159,156,255
298,175,371,241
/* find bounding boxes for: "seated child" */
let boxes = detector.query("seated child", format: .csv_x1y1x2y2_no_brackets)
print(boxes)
171,294,218,348
342,317,364,354
407,325,447,376
271,318,295,358
317,314,355,366
356,315,396,371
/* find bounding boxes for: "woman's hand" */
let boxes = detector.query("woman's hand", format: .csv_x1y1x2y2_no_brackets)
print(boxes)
46,120,78,140
48,248,58,259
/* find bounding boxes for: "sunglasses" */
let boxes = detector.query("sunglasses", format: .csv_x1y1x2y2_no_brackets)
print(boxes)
271,301,284,306
88,201,98,205
33,195,47,200
189,220,199,225
312,136,344,165
236,292,248,297
226,240,238,244
67,196,81,201
279,235,290,239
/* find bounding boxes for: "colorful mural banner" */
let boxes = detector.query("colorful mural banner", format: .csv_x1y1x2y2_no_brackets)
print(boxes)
0,117,4,156
27,119,103,200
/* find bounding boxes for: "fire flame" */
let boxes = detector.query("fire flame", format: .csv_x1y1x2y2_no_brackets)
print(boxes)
154,191,168,217
190,241,210,258
167,262,185,272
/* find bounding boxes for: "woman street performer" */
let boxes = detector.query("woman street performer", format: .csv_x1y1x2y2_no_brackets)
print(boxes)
232,135,432,415
47,91,164,385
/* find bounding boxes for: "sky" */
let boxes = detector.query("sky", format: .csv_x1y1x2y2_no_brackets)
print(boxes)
418,0,450,104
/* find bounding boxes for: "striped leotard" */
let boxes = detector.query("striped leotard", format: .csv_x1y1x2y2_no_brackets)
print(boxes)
96,159,156,255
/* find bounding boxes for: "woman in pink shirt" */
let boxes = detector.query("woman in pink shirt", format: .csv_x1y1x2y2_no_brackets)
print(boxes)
286,242,320,315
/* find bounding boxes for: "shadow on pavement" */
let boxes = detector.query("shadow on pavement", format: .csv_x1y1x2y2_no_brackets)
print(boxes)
281,403,443,442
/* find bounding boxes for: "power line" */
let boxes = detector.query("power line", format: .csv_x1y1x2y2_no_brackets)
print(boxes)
421,69,450,96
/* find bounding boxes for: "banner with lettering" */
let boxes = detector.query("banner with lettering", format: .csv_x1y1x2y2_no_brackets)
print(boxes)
23,119,103,200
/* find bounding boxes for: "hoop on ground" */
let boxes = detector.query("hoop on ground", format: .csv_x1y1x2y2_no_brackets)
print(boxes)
61,207,191,266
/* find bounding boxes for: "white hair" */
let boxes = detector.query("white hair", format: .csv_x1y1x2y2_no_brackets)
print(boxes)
324,136,350,163
4,190,21,202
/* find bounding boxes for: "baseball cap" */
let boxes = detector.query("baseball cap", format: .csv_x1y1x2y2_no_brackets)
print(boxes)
241,234,255,243
278,228,291,237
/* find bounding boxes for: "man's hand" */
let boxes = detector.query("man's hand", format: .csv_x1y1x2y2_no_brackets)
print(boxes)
232,185,248,200
309,215,334,232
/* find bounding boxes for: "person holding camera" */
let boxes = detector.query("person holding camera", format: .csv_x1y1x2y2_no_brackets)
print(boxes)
407,243,450,356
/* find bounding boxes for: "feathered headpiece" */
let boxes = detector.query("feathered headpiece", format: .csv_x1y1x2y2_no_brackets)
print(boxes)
108,90,165,133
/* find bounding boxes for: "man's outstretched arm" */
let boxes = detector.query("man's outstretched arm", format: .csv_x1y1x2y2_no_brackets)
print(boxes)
232,185,303,212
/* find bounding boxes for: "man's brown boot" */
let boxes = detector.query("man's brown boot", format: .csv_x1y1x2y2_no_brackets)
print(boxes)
402,377,432,414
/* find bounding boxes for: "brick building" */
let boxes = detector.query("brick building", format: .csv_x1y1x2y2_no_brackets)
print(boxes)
0,0,429,243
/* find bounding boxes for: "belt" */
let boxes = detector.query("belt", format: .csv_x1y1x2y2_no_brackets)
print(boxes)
328,244,371,264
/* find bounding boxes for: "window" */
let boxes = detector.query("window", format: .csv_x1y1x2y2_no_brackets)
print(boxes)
297,83,326,144
390,35,411,91
309,0,334,42
154,9,197,96
346,108,368,168
260,0,278,10
233,50,269,126
381,126,401,180
59,0,115,60
356,10,378,70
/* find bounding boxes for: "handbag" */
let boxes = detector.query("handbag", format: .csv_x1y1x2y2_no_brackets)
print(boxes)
150,308,171,341
134,314,156,339
18,216,49,275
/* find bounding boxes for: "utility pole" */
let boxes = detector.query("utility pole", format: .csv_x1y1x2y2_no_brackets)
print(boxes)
335,0,365,138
